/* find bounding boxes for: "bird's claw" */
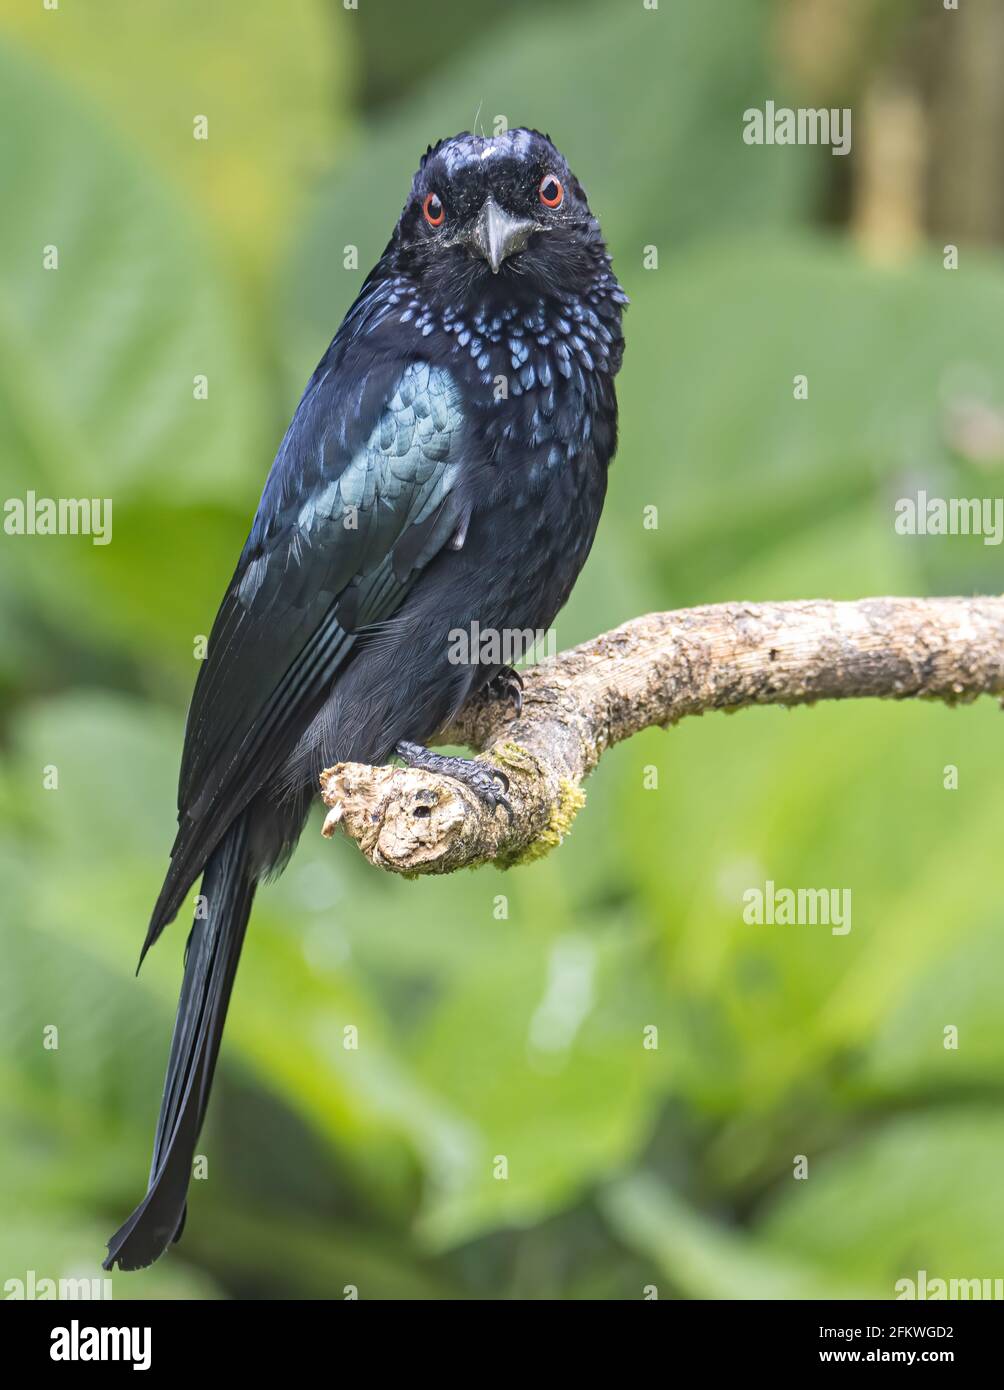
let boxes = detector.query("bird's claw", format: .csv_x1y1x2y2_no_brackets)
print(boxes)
461,763,513,819
487,666,524,717
395,741,513,820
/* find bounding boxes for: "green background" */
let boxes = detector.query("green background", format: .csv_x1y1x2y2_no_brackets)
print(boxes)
1,0,1002,1300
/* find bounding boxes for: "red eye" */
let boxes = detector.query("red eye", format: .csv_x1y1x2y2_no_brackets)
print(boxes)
423,192,445,227
539,174,563,208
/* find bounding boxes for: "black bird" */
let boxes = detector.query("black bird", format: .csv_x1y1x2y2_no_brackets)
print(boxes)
104,128,626,1270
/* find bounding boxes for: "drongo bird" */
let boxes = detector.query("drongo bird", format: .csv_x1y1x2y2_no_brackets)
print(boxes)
104,128,626,1270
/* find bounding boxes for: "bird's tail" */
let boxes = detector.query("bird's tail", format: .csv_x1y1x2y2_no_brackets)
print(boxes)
104,815,256,1271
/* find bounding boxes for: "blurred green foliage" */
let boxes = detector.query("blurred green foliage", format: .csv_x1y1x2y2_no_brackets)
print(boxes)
1,0,1003,1300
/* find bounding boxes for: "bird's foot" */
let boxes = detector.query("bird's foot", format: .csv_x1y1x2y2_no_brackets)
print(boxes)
395,740,513,818
486,665,524,716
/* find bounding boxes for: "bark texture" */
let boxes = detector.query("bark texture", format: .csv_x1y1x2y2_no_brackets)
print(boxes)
320,595,1004,875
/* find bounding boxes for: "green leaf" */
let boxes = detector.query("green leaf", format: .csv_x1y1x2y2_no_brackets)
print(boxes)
410,927,663,1248
0,38,271,673
602,1173,873,1299
0,39,266,508
610,239,1004,607
0,1,349,279
757,1110,1004,1288
863,920,1004,1093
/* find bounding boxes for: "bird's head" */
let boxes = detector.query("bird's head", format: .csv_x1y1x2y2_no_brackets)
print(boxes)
392,128,608,303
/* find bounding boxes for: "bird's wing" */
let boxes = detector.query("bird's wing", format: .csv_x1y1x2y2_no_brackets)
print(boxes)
144,354,467,952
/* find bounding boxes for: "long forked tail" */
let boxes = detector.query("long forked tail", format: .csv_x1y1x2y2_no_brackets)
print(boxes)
104,816,256,1271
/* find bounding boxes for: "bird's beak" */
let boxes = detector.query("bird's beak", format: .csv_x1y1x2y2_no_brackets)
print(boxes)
465,198,536,273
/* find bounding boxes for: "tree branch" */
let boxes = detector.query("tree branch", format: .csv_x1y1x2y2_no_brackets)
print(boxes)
320,596,1004,875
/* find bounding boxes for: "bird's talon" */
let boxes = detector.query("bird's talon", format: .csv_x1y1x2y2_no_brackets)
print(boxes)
487,666,525,716
395,741,515,819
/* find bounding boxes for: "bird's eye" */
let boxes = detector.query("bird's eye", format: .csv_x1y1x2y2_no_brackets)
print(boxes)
538,174,564,209
423,192,445,227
